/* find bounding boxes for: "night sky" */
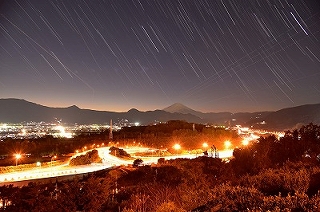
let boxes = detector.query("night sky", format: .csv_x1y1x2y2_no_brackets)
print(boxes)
1,0,320,113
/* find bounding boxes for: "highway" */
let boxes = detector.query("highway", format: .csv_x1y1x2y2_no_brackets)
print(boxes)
0,146,233,183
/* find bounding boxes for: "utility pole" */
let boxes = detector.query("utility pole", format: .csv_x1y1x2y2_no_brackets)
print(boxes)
109,119,113,140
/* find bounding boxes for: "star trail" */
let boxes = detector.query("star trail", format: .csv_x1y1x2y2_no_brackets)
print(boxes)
0,0,320,112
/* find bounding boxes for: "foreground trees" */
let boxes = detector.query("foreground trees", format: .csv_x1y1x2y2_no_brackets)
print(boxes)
1,159,320,211
231,123,320,176
4,177,114,211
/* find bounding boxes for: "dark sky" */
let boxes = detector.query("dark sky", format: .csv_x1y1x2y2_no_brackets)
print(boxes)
1,0,320,112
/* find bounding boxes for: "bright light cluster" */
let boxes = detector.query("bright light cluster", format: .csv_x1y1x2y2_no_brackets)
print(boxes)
173,143,181,150
54,126,73,138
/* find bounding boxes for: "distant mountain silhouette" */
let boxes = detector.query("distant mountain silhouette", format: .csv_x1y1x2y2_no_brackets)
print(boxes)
248,103,320,130
0,98,319,130
163,103,199,115
163,103,271,127
163,102,320,130
0,99,202,125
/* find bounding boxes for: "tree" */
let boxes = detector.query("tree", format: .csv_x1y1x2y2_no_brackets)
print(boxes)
0,185,18,210
231,147,256,176
157,158,165,165
133,159,143,167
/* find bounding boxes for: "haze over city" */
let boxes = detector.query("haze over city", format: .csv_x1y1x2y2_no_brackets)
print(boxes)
1,0,320,112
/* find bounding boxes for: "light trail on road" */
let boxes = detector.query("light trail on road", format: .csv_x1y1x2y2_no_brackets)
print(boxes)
0,146,233,183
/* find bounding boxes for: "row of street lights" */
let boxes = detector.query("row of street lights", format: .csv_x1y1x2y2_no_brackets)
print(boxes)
14,154,57,168
172,140,233,153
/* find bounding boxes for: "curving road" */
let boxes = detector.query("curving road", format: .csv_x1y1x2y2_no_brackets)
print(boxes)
0,147,233,183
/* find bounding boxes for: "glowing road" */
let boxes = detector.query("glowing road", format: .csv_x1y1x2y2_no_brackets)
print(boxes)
0,147,233,183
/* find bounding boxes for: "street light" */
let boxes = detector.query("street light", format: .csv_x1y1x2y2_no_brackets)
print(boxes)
36,161,41,169
173,144,181,155
202,142,208,149
15,154,21,166
51,155,57,167
224,140,231,149
202,142,209,156
51,156,57,176
242,139,249,146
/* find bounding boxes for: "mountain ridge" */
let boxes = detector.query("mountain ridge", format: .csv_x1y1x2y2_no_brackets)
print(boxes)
1,98,320,131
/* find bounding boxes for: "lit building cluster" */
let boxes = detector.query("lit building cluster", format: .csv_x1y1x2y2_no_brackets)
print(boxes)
0,119,143,140
0,122,105,140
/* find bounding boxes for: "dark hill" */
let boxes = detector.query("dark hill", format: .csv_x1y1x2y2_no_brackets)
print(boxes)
163,102,320,130
249,103,320,130
164,103,271,126
1,99,320,131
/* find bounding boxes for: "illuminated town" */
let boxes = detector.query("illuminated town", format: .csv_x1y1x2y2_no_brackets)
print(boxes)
0,119,142,140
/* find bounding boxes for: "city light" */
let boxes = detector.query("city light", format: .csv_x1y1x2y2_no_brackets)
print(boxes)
21,129,26,136
54,125,73,138
202,142,208,149
0,122,134,140
224,140,231,149
15,154,21,166
173,143,181,155
173,143,181,150
242,139,249,146
51,155,57,167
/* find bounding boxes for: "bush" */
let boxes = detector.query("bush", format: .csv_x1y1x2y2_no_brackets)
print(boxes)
133,159,143,167
262,192,316,211
109,146,131,158
69,149,102,166
156,201,186,212
214,184,264,211
240,166,310,196
158,158,165,164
